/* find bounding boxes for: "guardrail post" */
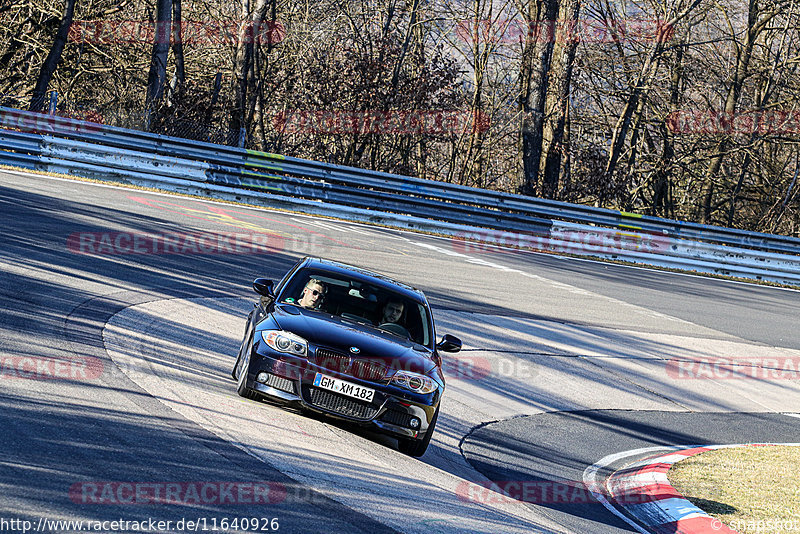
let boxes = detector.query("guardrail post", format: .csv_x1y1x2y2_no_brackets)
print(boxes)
48,91,58,115
238,127,246,148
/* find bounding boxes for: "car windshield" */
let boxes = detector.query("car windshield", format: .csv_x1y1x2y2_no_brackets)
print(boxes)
278,269,432,347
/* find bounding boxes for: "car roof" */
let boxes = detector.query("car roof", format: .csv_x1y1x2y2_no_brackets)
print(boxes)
298,257,427,303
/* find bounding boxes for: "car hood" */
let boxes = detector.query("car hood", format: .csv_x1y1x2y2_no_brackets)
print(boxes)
267,304,435,375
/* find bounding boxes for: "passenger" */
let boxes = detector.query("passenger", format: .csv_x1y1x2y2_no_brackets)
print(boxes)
298,279,327,310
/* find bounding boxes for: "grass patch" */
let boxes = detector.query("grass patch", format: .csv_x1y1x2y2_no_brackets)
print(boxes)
668,445,800,533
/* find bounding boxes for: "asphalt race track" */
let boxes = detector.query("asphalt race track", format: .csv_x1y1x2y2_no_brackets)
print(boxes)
1,169,798,534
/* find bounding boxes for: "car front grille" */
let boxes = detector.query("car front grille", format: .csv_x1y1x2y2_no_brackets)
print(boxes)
308,388,378,420
380,409,415,428
313,348,388,382
351,359,388,381
313,349,350,374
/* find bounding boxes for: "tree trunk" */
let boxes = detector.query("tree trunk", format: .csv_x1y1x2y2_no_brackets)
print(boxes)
145,0,172,127
229,0,270,146
652,39,685,218
519,0,557,196
540,0,580,199
602,45,663,185
460,0,493,186
171,0,185,89
250,0,279,149
29,0,77,112
390,0,419,90
699,0,776,223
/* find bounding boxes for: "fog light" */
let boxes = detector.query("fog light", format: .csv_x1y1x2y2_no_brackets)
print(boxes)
409,417,421,429
256,372,269,383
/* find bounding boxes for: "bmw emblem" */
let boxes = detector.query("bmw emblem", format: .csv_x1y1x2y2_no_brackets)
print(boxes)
349,346,360,354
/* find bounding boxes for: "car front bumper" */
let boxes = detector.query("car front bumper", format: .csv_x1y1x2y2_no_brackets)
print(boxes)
243,346,440,440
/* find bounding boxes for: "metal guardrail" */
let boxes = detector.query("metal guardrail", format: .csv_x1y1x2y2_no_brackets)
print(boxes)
1,106,799,285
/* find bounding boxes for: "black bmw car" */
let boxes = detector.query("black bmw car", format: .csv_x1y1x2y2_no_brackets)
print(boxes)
232,257,461,457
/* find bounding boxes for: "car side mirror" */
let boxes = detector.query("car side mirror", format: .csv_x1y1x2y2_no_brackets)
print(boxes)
436,334,462,353
253,278,275,299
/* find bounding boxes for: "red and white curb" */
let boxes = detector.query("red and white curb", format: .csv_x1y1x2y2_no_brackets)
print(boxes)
607,445,736,533
584,443,800,534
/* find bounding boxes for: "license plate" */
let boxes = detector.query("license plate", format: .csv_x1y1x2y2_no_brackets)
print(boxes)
313,373,375,403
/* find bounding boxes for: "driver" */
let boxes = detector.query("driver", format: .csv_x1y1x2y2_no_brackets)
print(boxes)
380,299,404,325
298,279,327,310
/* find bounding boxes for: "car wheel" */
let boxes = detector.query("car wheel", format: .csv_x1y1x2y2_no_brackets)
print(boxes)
236,335,258,400
398,406,438,458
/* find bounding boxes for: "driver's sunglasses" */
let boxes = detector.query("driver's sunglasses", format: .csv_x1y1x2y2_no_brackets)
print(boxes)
306,288,325,297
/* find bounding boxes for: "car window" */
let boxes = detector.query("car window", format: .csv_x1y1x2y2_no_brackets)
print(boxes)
273,258,305,294
279,269,431,347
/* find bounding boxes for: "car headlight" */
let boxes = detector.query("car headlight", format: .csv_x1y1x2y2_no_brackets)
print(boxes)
261,330,308,357
391,370,437,394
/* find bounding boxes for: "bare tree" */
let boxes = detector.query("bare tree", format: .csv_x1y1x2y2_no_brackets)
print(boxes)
602,0,704,187
539,0,580,198
29,0,76,111
698,0,782,223
171,0,185,90
229,0,271,146
518,0,558,195
145,0,172,127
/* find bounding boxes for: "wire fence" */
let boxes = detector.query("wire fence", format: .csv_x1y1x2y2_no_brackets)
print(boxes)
0,91,237,146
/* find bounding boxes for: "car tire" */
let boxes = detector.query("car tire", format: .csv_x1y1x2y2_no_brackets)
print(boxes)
398,406,438,458
236,335,258,400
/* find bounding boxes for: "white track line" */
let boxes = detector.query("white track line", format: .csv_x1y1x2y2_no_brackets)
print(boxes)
290,217,348,232
344,226,372,235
